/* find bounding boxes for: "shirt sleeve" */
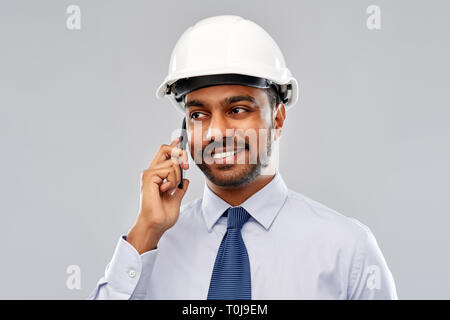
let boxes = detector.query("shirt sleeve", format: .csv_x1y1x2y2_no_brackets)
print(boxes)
347,227,398,300
88,235,158,300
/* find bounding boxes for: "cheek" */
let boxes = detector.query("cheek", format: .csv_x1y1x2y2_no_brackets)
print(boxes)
187,123,208,154
232,113,271,144
235,112,270,133
242,124,271,155
259,105,273,126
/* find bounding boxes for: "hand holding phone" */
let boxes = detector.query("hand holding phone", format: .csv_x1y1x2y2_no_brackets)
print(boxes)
127,120,190,254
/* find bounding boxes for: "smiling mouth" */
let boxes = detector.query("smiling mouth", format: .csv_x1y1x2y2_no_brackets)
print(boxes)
211,148,246,160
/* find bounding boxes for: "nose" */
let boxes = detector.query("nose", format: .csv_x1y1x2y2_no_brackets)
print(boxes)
205,112,231,142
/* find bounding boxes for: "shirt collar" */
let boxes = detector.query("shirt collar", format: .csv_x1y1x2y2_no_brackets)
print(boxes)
201,169,289,232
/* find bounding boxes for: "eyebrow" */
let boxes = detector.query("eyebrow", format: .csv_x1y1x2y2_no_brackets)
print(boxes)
185,95,258,108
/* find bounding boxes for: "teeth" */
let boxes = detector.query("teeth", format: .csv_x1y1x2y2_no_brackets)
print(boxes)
212,150,237,159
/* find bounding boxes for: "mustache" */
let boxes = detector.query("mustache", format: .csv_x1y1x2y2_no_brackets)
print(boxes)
202,138,249,156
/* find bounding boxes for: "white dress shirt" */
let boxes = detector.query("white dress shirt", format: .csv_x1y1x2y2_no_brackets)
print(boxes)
89,171,398,299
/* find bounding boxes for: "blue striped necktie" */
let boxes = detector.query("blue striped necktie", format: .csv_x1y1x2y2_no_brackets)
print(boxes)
207,206,252,300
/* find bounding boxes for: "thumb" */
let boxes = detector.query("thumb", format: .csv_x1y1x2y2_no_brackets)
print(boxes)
173,178,189,200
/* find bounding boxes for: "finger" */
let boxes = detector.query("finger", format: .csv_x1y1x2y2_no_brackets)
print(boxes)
181,149,189,169
151,153,187,176
156,152,187,183
159,166,178,193
169,147,185,163
152,158,180,170
170,137,180,147
152,145,185,167
151,161,181,190
173,178,190,200
172,160,181,187
145,167,171,186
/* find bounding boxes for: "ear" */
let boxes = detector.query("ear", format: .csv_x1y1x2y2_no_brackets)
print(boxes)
273,103,286,141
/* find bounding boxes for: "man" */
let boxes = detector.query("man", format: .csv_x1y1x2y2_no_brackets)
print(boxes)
89,15,398,300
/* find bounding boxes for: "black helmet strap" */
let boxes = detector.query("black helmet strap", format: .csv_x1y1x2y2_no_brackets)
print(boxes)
168,73,289,104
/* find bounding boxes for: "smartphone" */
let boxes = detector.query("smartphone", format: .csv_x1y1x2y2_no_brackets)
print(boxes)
177,117,187,189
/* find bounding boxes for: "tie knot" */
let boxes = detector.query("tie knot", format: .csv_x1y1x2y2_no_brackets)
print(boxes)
226,206,250,230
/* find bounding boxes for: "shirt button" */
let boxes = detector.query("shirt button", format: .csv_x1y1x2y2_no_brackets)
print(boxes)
128,269,136,278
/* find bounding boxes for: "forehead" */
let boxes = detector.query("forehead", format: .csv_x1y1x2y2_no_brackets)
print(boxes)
184,84,268,107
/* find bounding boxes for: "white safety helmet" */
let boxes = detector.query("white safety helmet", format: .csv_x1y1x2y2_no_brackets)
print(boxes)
155,15,299,114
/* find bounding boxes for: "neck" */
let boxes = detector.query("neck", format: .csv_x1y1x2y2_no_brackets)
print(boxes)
206,171,276,207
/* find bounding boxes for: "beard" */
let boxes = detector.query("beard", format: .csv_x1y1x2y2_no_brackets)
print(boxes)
198,161,260,187
193,128,273,187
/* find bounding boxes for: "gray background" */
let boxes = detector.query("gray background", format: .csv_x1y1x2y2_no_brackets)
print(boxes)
1,0,449,299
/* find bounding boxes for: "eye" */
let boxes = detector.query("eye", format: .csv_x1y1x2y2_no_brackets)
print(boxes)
190,111,207,120
230,107,248,114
